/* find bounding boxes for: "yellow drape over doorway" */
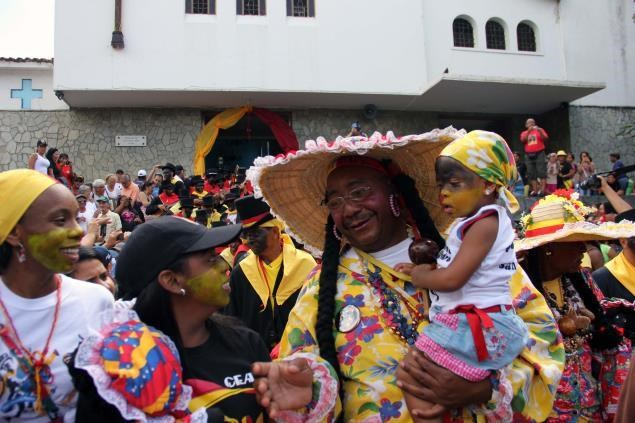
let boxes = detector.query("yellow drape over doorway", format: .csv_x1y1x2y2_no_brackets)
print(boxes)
192,106,252,176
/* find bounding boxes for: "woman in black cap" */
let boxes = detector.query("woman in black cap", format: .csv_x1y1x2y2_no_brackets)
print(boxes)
115,217,270,422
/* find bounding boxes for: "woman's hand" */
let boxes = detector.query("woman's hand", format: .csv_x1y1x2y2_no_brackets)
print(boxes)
252,358,314,419
397,349,492,419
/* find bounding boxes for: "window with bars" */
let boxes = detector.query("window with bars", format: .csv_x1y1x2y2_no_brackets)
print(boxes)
286,0,315,17
452,18,474,48
517,23,536,52
237,0,266,15
185,0,215,14
486,20,506,50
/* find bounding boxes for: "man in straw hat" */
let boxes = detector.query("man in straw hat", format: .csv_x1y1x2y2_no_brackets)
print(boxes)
225,195,316,351
514,190,635,421
247,129,563,422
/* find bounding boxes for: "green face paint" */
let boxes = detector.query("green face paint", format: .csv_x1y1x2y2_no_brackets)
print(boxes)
27,227,84,273
184,257,231,307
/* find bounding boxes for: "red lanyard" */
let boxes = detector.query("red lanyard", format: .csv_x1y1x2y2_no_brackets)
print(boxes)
0,275,62,416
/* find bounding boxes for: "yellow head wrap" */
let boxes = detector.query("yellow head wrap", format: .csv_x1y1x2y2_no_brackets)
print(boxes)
0,169,57,244
439,130,519,213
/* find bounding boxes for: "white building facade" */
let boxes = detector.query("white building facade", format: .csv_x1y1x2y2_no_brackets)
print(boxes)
1,0,633,178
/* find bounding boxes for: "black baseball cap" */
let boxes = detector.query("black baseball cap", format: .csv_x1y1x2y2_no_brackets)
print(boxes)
36,139,48,147
115,217,242,299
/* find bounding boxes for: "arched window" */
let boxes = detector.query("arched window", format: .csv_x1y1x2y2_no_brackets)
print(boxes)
517,22,537,52
453,18,474,48
486,20,506,50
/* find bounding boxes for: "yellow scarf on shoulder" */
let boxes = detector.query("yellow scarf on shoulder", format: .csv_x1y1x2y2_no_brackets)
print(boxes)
605,252,635,296
239,234,316,308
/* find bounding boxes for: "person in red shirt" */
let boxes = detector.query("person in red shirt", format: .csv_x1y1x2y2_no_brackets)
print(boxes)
57,153,74,187
204,172,221,195
158,181,179,207
520,118,549,196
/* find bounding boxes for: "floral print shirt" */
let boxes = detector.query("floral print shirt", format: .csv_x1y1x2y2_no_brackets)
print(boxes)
543,270,631,422
277,252,564,422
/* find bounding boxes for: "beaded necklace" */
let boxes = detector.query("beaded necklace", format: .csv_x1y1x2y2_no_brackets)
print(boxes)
356,250,425,345
0,275,62,417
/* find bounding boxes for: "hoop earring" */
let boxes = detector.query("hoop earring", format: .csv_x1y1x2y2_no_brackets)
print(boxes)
485,188,493,195
389,194,401,217
180,288,186,296
16,242,26,263
545,250,552,256
332,225,342,241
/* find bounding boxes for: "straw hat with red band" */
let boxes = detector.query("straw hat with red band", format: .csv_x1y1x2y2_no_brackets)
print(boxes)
514,190,635,252
246,127,465,254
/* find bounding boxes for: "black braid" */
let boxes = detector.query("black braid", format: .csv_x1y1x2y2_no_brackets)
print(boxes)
0,243,12,274
567,271,622,350
521,249,621,351
316,216,345,408
391,172,445,249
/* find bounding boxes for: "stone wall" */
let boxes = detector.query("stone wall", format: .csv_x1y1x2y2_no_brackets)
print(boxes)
291,109,439,146
569,105,635,171
0,109,201,180
2,106,632,181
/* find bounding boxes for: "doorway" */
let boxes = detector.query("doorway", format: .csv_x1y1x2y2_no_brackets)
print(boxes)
202,111,288,172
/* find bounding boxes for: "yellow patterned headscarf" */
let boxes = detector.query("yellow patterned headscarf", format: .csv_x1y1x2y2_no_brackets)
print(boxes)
0,169,57,244
439,130,519,213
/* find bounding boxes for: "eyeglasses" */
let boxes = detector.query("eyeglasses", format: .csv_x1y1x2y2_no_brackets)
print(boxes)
321,186,373,211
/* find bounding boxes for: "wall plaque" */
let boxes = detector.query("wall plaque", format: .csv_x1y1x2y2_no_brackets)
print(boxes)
115,135,147,147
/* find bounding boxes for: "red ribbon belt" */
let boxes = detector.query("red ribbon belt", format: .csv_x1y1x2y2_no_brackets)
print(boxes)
450,304,511,362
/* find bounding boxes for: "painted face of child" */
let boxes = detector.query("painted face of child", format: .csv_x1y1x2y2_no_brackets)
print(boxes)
183,251,231,308
435,157,486,218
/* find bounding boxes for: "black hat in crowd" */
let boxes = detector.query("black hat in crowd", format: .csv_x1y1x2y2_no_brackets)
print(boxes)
616,208,635,224
175,165,184,172
36,139,48,147
202,195,215,207
161,162,177,173
190,175,204,185
180,197,194,208
161,181,174,190
235,195,273,228
115,217,242,299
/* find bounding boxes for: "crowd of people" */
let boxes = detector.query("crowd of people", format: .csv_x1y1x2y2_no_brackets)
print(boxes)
1,126,635,422
516,118,633,197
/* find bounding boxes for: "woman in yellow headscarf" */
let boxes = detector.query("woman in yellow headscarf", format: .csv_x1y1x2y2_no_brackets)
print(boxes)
0,169,113,421
396,130,530,422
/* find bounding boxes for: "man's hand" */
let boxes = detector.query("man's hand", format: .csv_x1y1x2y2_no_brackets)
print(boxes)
104,230,123,249
397,349,492,418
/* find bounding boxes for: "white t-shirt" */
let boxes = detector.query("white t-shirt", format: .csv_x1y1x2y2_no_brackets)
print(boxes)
344,237,411,268
433,204,515,314
105,184,122,200
34,154,50,175
76,208,94,234
0,275,114,421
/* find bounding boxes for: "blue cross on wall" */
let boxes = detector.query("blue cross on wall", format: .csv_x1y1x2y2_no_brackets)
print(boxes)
11,79,43,109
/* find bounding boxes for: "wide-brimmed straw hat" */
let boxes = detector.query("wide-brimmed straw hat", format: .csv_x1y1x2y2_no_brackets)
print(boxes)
247,127,464,253
515,190,635,252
